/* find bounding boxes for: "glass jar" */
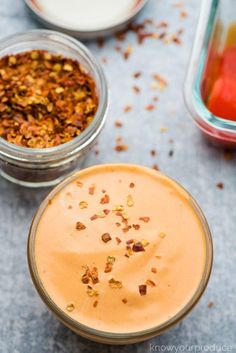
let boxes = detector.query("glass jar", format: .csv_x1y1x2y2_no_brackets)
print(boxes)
0,30,108,187
185,0,236,147
28,164,213,345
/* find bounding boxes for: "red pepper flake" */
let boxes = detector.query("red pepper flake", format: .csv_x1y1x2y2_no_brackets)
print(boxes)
133,71,142,79
216,182,224,189
122,225,132,233
100,194,110,204
76,181,83,187
150,149,156,157
122,298,127,304
104,256,116,273
102,189,106,193
139,284,147,296
129,182,135,188
124,105,132,113
108,278,123,289
151,267,157,274
132,241,145,252
115,222,121,227
126,239,134,245
103,209,110,215
101,233,112,243
132,224,140,230
90,214,98,221
76,221,86,231
114,120,123,128
82,266,99,285
89,184,96,195
115,144,129,152
0,50,98,148
133,85,140,94
123,45,133,60
93,300,98,308
145,104,155,111
180,11,188,18
48,199,52,205
146,279,156,287
139,217,150,223
208,301,214,309
152,164,159,171
87,285,99,297
116,237,122,245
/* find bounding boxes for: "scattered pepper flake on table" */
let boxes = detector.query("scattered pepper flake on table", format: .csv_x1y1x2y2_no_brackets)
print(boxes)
216,182,224,189
0,50,98,148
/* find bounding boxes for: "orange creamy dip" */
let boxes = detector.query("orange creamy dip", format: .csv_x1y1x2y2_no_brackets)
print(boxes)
34,164,207,333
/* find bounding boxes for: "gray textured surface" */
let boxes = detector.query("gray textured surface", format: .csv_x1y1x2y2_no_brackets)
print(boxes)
0,1,236,352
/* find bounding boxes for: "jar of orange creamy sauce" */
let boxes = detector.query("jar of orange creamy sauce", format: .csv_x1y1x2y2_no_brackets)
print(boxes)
28,164,213,344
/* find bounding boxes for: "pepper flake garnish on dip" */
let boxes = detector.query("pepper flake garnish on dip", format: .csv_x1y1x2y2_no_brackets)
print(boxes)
32,164,211,334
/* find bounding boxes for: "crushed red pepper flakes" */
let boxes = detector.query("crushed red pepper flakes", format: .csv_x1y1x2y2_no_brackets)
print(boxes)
139,217,150,223
208,301,214,309
127,194,134,207
146,279,156,287
87,285,99,297
100,194,110,204
104,256,116,273
115,143,129,152
115,222,121,227
79,201,88,209
133,85,141,94
123,45,133,60
216,182,224,189
90,214,98,221
129,182,135,188
89,184,96,195
145,104,155,111
114,120,123,128
124,105,132,113
126,239,134,245
101,233,112,243
139,284,147,296
0,50,98,148
133,71,142,78
116,237,122,245
152,164,159,171
93,300,98,308
109,278,123,289
122,298,128,304
76,181,83,187
66,302,75,312
132,224,140,230
132,241,145,252
151,267,157,274
151,149,157,157
76,221,86,231
81,266,99,285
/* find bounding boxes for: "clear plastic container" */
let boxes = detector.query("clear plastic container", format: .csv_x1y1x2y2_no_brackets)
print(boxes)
0,30,108,187
185,0,236,147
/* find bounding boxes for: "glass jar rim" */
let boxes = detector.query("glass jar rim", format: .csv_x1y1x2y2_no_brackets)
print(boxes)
0,30,108,163
184,0,236,134
27,163,213,344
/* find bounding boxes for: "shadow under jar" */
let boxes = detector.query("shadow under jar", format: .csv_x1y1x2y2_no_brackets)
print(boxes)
0,30,108,187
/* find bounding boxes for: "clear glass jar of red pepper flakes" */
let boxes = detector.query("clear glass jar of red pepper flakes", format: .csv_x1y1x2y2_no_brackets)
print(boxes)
0,30,108,187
